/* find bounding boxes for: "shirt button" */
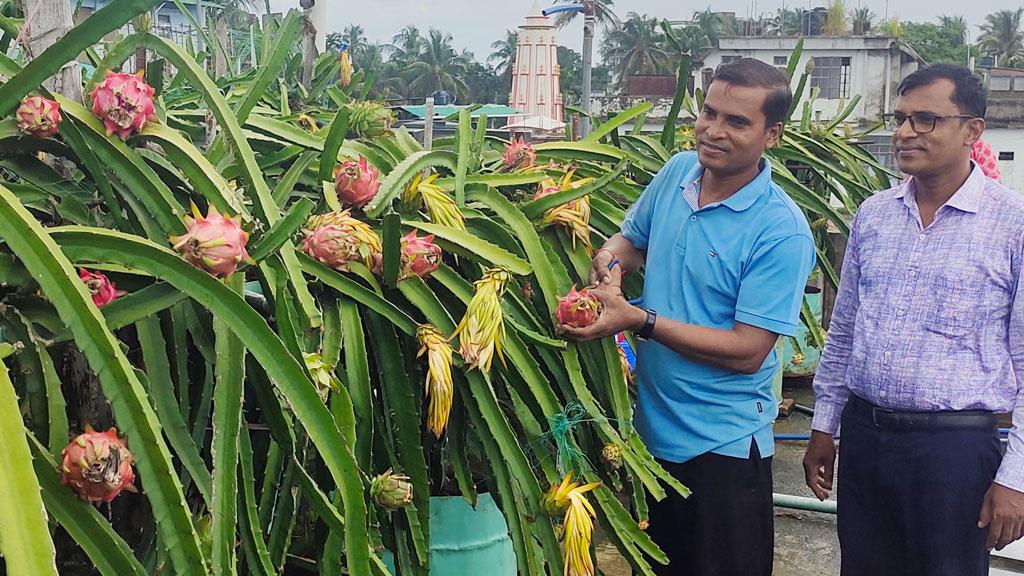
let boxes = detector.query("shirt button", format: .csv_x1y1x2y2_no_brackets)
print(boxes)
880,390,888,398
909,270,918,276
690,215,698,222
896,307,906,316
918,234,926,240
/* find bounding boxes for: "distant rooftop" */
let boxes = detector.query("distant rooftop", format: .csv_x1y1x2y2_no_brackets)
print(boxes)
399,104,520,119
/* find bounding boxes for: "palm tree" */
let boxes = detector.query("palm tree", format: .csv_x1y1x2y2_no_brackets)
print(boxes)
690,9,738,47
850,7,875,36
940,15,967,46
600,13,671,89
978,8,1024,66
488,29,518,82
824,0,849,36
341,24,366,52
326,32,344,51
550,0,619,30
403,29,470,101
387,25,424,64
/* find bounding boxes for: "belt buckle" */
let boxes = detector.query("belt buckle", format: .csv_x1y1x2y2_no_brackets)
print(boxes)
871,406,895,428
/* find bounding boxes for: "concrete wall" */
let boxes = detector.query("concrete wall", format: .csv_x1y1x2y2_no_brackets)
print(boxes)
984,129,1024,194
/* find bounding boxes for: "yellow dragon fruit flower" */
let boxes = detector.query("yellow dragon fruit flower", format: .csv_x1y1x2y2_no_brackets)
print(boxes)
404,171,466,231
417,325,454,438
534,169,595,254
542,471,601,576
450,267,511,374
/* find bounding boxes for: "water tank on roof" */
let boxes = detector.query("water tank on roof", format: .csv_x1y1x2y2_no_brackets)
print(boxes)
802,7,827,36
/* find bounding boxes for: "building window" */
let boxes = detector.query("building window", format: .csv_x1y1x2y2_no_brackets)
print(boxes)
990,76,1012,91
999,152,1015,161
774,56,788,65
810,56,851,99
721,56,741,64
1014,78,1024,92
157,14,171,26
861,134,897,172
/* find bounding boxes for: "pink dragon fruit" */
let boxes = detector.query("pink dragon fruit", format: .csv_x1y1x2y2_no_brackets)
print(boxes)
79,268,126,308
556,285,602,328
400,231,442,280
90,71,156,139
16,96,61,137
301,210,382,272
334,157,381,209
169,205,251,278
503,137,536,171
61,426,136,503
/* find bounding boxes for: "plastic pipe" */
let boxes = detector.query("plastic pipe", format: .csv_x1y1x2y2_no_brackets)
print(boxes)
774,493,837,514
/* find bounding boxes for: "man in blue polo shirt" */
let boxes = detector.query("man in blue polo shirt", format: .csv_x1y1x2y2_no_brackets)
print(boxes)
561,58,815,575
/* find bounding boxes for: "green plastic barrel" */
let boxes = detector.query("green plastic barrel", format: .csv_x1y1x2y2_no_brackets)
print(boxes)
381,492,516,574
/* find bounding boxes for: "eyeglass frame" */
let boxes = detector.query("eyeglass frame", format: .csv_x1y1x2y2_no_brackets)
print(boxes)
881,112,979,134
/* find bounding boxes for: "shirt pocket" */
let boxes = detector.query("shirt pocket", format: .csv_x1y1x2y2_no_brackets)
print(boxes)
922,274,988,337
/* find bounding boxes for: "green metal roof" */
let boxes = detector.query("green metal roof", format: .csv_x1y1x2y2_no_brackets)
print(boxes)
399,104,521,119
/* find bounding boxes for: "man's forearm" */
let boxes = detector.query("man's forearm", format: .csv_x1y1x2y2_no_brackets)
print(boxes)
633,309,777,374
598,234,645,275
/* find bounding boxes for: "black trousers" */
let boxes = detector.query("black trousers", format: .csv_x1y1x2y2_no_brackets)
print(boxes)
838,396,1002,576
646,441,774,576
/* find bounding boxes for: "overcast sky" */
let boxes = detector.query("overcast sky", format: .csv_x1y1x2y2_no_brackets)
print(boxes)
269,0,1016,63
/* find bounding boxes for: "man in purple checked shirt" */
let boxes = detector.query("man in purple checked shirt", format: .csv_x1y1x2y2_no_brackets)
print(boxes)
803,64,1024,575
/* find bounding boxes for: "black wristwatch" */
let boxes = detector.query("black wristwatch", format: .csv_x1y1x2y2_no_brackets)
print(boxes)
637,308,657,340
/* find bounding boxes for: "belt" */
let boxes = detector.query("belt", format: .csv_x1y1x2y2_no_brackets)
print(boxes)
847,395,997,431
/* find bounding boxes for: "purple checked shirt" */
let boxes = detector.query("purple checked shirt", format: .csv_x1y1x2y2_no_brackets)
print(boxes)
812,164,1024,491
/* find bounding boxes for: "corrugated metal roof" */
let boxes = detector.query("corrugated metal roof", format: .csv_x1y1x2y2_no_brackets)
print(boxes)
399,104,521,119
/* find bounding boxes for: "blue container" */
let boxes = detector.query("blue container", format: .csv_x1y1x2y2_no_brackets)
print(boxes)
381,492,516,575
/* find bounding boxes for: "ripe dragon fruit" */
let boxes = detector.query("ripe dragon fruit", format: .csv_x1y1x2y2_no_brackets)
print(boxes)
90,71,156,139
16,96,62,137
502,137,536,171
60,426,136,503
400,231,442,280
556,285,601,329
334,157,381,209
301,210,382,272
79,268,126,308
169,205,251,278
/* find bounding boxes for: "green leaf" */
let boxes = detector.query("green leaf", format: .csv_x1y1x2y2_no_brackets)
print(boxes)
403,220,532,276
237,426,276,576
585,101,653,143
0,0,160,115
211,274,246,575
455,108,472,206
249,198,314,261
0,187,209,575
53,282,188,343
364,150,459,218
382,211,402,288
297,254,418,335
235,11,302,123
660,52,692,151
0,360,58,575
48,226,371,576
320,107,351,183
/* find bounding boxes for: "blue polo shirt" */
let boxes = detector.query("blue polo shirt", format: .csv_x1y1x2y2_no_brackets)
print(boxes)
621,151,815,464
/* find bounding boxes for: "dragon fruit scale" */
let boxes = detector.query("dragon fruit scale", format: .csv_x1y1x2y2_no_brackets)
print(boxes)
16,96,62,137
556,285,601,329
335,157,381,209
79,268,126,308
170,205,251,278
502,137,536,171
400,231,442,280
61,427,136,503
90,71,156,139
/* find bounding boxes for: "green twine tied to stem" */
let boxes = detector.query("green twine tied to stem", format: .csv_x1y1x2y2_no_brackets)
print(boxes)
545,402,591,476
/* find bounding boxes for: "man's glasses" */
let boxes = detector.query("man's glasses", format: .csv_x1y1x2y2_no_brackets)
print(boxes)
882,112,976,134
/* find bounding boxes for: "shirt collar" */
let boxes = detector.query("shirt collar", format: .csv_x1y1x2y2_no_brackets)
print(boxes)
896,162,986,214
679,157,774,212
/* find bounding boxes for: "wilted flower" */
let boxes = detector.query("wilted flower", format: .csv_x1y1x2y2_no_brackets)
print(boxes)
450,267,512,374
417,325,454,438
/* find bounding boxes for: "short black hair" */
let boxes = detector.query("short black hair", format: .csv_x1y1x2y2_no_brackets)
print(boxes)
710,58,793,128
897,64,987,118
